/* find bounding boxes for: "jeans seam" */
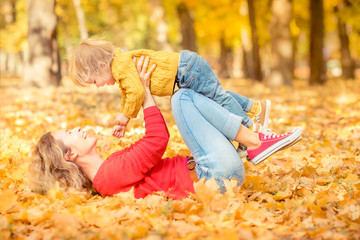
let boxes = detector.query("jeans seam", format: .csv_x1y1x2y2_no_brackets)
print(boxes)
185,52,196,73
177,90,205,177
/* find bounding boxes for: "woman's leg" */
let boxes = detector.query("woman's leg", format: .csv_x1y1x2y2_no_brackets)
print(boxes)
171,88,246,190
176,51,253,128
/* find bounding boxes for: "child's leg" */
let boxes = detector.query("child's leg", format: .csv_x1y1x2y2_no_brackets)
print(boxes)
176,50,252,128
227,91,253,113
228,91,271,132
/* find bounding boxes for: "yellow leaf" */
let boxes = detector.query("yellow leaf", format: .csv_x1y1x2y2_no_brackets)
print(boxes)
82,207,115,228
0,190,18,214
193,178,219,203
129,225,148,239
340,204,360,221
27,206,53,225
48,182,65,201
273,188,293,200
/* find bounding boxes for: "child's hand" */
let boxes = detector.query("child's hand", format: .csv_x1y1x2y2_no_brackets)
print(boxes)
114,113,130,126
112,125,126,138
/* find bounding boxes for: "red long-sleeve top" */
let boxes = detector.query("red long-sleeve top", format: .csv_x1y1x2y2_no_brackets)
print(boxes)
93,106,195,199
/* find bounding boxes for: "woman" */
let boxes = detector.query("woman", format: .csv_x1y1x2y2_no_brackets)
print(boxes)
29,58,302,199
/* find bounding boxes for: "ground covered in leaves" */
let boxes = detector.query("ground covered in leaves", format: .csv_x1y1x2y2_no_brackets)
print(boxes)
0,77,359,239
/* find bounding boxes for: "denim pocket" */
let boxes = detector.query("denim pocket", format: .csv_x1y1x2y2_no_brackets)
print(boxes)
179,73,199,88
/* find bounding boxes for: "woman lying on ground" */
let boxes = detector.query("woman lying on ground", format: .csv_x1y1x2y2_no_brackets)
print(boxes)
29,58,302,199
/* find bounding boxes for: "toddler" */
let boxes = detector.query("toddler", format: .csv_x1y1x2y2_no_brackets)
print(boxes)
68,38,271,140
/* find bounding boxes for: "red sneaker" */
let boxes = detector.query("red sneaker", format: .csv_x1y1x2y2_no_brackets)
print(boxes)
247,127,302,165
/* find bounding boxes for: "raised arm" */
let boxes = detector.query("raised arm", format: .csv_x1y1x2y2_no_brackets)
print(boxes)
94,57,164,196
136,56,157,109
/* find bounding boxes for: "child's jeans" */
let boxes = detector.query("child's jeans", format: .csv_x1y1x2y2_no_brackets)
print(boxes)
176,50,254,128
171,89,245,191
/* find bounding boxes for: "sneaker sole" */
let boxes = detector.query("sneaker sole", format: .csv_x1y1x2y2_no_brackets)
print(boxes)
279,135,302,151
260,100,271,132
249,127,302,165
277,127,302,151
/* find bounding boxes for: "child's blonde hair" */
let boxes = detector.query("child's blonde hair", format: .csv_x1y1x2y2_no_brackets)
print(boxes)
68,38,115,87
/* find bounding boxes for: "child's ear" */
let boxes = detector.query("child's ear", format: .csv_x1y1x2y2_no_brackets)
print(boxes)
64,148,78,162
98,62,107,69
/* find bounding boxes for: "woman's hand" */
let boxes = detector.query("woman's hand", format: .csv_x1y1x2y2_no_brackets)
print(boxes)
133,55,157,109
133,55,156,90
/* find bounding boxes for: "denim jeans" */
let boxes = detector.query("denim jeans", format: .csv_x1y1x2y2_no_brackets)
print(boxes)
171,88,246,191
176,50,253,128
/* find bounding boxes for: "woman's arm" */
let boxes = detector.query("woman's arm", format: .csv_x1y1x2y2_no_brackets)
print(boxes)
94,57,167,196
135,55,157,109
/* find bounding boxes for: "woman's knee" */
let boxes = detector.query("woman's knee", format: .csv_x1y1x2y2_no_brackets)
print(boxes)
171,88,195,107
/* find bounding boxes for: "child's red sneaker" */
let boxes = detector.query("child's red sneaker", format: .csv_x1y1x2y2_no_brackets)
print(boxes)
247,127,302,165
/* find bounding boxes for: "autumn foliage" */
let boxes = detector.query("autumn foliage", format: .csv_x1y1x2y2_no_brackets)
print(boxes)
0,77,359,239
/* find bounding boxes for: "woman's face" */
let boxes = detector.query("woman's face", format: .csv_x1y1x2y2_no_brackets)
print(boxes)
53,127,97,158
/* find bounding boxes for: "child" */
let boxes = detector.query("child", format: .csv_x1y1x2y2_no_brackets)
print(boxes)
68,39,271,141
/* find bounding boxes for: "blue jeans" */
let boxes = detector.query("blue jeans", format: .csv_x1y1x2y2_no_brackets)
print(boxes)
171,89,246,191
176,50,253,128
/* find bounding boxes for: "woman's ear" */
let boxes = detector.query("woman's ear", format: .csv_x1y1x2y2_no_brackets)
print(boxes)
64,148,78,162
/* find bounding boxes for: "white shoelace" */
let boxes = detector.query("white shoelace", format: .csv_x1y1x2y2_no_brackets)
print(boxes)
262,129,288,140
253,122,262,132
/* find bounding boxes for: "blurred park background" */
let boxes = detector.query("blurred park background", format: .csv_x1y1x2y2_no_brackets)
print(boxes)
0,0,359,87
1,1,360,239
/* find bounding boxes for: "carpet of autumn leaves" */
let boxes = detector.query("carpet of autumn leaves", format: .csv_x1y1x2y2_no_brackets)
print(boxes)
0,77,359,240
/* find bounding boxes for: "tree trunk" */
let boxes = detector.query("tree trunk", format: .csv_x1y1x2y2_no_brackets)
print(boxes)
4,0,16,23
25,0,61,87
150,0,173,51
291,34,297,79
2,0,20,76
177,3,197,51
219,37,232,78
309,0,326,85
60,20,73,64
247,0,262,81
0,51,6,73
338,22,355,79
335,2,355,80
267,0,293,87
241,28,254,79
72,0,88,40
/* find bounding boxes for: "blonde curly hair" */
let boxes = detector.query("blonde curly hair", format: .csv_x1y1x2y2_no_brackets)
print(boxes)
68,38,115,87
28,132,92,194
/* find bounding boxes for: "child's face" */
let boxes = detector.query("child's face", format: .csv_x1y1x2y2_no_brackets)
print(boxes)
86,67,115,88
